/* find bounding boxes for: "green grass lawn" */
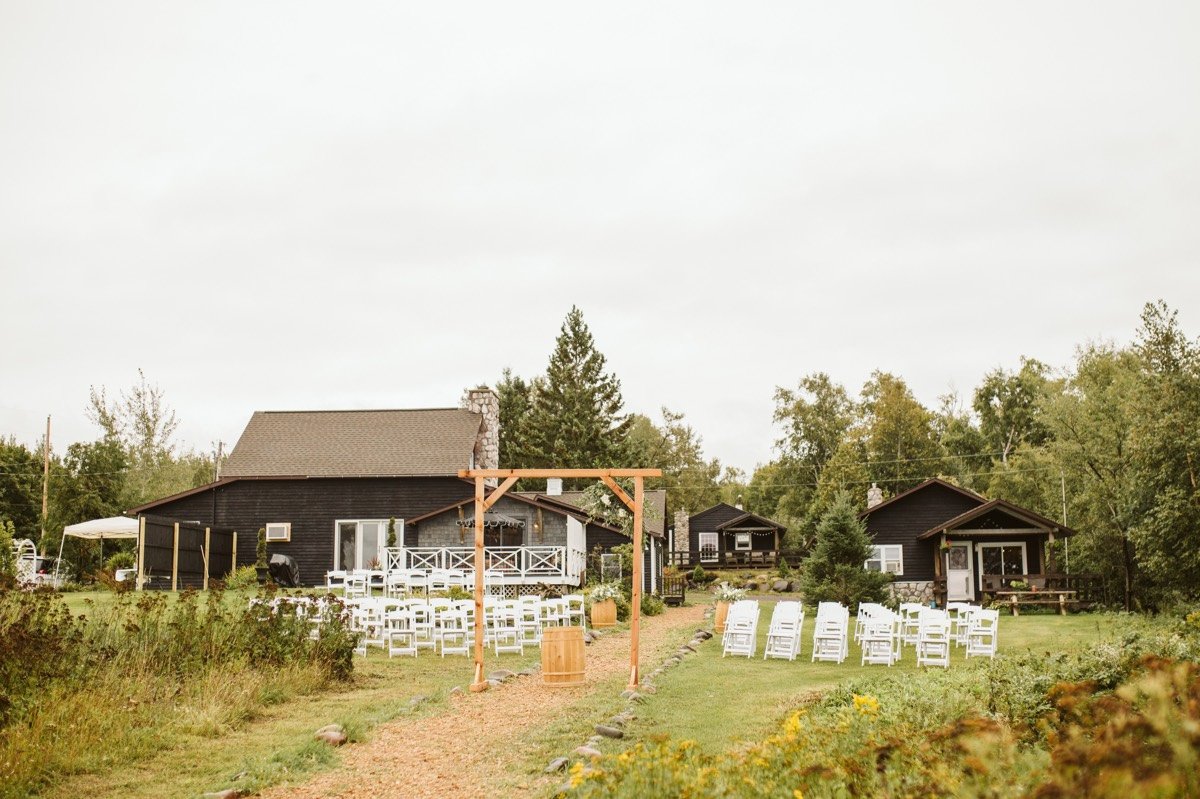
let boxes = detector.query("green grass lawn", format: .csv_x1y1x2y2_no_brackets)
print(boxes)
624,603,1116,752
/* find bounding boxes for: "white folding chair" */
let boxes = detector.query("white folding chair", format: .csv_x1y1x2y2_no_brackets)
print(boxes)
384,607,418,657
344,572,369,600
563,594,586,629
916,608,951,668
490,601,524,655
965,608,999,659
438,610,471,657
860,614,898,666
811,603,849,663
898,602,924,646
764,601,804,661
722,600,760,658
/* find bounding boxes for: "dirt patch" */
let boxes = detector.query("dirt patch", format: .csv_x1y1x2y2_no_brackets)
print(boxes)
261,604,707,799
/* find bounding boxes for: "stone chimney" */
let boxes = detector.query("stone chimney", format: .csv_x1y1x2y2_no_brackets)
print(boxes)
673,509,690,555
546,477,563,496
461,387,500,483
867,482,883,509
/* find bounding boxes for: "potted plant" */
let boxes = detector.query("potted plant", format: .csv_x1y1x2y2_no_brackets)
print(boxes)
588,582,622,628
255,527,270,584
713,583,747,633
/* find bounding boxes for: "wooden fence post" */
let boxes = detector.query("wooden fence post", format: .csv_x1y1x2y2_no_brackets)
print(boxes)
171,522,180,592
137,516,146,591
231,531,237,575
203,527,211,590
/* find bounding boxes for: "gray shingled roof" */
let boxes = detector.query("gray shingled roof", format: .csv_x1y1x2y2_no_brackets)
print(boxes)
222,408,482,478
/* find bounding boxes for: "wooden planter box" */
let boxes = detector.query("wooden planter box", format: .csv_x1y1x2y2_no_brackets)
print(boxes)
714,600,730,633
590,598,617,628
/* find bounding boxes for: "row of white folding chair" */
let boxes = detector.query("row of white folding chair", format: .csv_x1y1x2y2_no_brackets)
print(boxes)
946,602,983,646
763,601,804,661
964,608,999,658
915,608,952,668
812,602,850,663
857,604,902,666
722,600,761,657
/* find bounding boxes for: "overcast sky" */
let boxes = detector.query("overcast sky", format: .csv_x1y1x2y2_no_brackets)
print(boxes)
2,1,1197,475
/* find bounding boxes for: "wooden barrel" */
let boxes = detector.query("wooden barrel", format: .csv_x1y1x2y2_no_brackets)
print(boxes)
590,598,617,628
542,626,585,687
714,600,730,633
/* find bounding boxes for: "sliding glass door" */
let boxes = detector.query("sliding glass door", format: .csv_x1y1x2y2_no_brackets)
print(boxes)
335,520,387,570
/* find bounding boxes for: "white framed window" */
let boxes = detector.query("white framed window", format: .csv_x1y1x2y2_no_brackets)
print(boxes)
734,532,752,551
698,533,718,562
264,523,291,542
865,544,903,575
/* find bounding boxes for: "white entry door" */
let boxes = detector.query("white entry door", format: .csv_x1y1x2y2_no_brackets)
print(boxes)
945,542,974,601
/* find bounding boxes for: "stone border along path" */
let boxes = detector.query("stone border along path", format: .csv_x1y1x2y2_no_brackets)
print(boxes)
255,603,707,799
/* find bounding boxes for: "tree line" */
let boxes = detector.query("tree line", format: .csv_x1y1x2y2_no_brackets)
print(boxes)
0,370,217,573
497,302,1199,609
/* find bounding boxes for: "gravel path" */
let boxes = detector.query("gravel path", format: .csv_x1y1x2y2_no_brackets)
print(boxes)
261,604,707,799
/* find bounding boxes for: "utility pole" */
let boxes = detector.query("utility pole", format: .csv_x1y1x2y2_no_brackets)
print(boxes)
40,415,51,553
1060,470,1069,572
213,440,224,482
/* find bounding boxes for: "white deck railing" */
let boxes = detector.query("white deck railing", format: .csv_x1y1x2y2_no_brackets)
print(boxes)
382,545,584,583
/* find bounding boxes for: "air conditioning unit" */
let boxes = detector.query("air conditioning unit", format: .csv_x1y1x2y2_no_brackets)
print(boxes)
265,523,291,542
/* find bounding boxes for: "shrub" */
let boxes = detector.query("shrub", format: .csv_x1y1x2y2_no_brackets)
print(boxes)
800,491,891,606
777,557,792,579
640,594,665,616
614,595,632,622
256,528,268,568
226,565,260,591
104,550,135,571
691,565,708,585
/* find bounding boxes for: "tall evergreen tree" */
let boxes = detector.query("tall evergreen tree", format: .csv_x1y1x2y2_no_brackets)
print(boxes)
861,371,942,492
800,491,891,605
495,368,535,468
522,307,633,472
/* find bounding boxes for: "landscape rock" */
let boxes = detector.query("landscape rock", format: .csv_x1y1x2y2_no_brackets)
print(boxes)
606,717,626,728
745,581,760,591
449,686,463,695
544,757,569,773
575,745,603,758
202,791,242,799
595,724,625,739
681,643,698,652
772,579,790,592
788,580,803,593
639,684,657,695
487,670,515,682
314,729,347,747
486,679,502,688
694,629,713,639
409,695,430,706
314,723,344,736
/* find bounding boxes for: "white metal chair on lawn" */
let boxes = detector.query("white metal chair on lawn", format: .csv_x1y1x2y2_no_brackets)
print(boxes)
384,607,418,657
409,602,436,651
325,570,347,593
965,608,999,659
763,601,804,661
811,603,850,664
438,610,471,657
898,602,925,646
540,598,568,628
403,570,429,596
344,573,369,600
950,604,980,647
352,601,386,656
384,571,409,598
916,609,951,668
722,600,760,658
490,602,524,655
860,613,899,666
563,594,586,629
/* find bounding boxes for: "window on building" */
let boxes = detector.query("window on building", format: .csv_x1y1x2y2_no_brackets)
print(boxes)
865,544,903,575
699,533,718,562
734,532,752,550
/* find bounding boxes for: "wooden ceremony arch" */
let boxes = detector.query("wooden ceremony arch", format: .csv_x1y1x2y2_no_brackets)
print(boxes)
458,468,661,693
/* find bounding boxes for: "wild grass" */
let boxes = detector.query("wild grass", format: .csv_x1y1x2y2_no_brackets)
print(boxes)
561,607,1200,798
0,587,357,798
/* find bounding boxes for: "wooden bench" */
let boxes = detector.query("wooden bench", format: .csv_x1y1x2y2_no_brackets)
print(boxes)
993,590,1078,616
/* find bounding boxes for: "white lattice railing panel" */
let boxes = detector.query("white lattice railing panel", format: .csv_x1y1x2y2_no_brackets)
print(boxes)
396,545,583,583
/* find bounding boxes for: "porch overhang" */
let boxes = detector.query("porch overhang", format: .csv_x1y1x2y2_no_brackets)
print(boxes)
916,499,1077,541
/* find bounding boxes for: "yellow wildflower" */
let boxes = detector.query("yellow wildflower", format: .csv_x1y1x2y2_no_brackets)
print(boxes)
852,694,880,717
794,790,805,799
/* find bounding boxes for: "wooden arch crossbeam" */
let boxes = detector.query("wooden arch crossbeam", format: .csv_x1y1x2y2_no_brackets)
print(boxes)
458,468,661,693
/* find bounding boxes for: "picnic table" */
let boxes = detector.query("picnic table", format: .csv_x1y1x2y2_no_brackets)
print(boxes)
993,589,1077,616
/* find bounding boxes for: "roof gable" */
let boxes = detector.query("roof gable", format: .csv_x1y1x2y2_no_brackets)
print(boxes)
689,502,786,532
859,478,987,519
916,498,1077,540
222,408,482,478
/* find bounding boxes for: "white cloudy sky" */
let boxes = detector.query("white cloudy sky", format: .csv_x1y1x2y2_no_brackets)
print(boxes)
2,1,1197,474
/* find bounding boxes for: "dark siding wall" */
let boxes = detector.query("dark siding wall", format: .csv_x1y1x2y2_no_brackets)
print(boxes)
864,485,983,582
585,525,659,592
144,477,474,585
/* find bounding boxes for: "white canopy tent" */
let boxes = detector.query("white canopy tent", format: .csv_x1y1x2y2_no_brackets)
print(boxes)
55,516,140,583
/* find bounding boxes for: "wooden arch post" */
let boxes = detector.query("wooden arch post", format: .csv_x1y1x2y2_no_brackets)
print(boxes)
459,468,660,693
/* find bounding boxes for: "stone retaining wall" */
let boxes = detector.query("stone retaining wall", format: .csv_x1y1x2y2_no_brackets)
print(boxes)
888,580,934,604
